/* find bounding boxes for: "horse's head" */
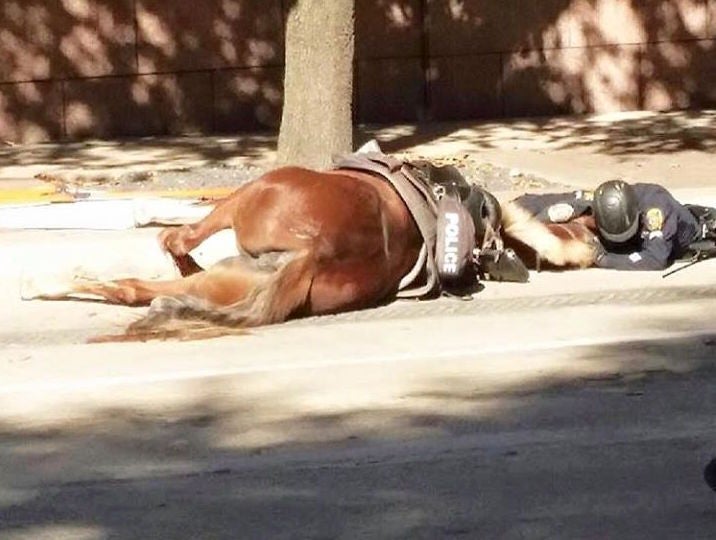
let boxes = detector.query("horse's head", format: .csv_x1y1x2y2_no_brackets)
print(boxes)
467,188,529,283
461,185,503,252
407,160,528,285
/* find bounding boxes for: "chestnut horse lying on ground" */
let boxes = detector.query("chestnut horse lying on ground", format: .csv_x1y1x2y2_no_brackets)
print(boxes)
23,151,598,342
24,152,513,341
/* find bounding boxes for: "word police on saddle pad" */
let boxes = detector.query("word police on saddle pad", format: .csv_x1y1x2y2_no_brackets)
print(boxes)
435,190,476,280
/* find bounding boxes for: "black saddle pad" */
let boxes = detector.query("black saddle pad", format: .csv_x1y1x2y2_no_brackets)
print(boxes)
409,162,471,199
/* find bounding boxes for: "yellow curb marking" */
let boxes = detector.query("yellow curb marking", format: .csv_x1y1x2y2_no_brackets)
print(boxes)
0,186,235,205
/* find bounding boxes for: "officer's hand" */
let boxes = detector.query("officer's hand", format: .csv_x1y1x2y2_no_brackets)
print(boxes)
591,237,606,265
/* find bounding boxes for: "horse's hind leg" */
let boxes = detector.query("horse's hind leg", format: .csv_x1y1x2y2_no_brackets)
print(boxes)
90,251,315,341
21,272,205,305
158,183,250,256
21,252,271,308
65,276,203,306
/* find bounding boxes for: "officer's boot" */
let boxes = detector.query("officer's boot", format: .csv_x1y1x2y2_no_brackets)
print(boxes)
686,204,716,240
702,208,716,240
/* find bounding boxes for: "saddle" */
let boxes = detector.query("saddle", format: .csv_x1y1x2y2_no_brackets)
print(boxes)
333,150,528,297
409,160,528,286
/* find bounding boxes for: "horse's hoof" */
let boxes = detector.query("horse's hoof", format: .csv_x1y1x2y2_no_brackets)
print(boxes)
158,225,196,257
20,273,70,300
19,275,37,300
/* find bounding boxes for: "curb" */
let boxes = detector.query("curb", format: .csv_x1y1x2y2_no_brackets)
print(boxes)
286,284,716,327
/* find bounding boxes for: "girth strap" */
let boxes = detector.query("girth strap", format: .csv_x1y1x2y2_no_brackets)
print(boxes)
334,152,440,298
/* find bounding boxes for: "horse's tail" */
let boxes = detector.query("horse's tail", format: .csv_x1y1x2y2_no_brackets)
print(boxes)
90,254,316,343
501,200,596,268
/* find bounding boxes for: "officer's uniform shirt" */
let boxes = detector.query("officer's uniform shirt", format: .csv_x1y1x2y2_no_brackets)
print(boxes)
595,183,700,270
513,184,700,271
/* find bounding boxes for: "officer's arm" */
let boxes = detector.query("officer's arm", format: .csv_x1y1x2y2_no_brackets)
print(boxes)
595,235,671,270
596,206,675,271
535,199,590,223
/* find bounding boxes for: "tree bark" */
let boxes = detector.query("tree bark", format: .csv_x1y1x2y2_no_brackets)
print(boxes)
277,0,355,169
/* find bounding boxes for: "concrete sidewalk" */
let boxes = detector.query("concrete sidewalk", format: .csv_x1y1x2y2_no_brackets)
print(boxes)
1,110,714,197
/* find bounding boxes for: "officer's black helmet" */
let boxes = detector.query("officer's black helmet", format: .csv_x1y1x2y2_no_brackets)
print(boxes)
593,179,640,243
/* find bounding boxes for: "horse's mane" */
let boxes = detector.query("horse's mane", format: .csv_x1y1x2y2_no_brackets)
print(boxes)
501,200,597,269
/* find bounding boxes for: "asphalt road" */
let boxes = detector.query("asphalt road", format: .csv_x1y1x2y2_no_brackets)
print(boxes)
1,228,716,539
1,334,715,540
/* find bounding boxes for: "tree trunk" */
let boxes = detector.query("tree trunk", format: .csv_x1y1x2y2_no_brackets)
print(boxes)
277,0,355,169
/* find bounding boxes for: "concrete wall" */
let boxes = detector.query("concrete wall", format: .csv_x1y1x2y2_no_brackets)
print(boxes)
1,0,715,143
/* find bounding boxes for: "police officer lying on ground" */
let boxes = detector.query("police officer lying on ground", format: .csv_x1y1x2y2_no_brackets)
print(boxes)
514,179,716,271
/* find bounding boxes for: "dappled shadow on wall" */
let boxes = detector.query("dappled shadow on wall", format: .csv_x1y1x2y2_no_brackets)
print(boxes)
1,0,715,144
425,0,715,121
0,0,285,143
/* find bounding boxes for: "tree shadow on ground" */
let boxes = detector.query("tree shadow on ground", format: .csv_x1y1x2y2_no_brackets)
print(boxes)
0,132,278,172
370,109,716,158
